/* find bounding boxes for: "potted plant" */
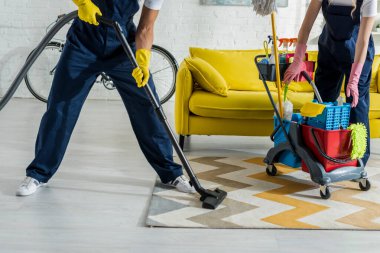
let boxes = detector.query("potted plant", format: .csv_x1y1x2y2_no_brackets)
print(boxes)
377,24,380,33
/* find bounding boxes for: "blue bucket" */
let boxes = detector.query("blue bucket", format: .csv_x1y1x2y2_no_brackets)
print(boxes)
273,113,302,168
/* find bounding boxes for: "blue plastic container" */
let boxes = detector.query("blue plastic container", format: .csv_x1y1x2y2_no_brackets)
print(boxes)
273,114,302,168
306,101,350,130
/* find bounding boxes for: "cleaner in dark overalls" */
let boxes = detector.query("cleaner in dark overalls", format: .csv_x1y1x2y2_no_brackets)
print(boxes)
284,0,376,166
16,0,195,196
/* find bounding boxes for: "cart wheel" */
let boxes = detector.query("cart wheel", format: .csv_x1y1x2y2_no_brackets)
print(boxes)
359,179,371,191
320,185,331,200
266,164,277,176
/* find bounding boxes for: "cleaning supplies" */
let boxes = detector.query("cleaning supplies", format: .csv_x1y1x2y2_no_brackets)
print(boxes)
283,100,293,121
337,96,344,106
269,43,276,64
260,41,270,64
279,38,289,64
347,123,367,160
251,0,277,16
300,102,326,117
282,83,293,121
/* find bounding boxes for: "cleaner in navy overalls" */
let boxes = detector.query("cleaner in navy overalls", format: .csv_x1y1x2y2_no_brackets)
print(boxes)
16,0,196,196
284,0,377,167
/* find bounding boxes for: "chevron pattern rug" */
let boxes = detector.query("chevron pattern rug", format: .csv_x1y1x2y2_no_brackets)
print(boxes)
146,155,380,229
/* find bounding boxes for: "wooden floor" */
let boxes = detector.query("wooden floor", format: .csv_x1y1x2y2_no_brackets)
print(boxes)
1,99,380,253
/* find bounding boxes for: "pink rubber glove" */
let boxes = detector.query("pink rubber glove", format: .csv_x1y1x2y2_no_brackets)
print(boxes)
346,62,363,108
283,43,307,84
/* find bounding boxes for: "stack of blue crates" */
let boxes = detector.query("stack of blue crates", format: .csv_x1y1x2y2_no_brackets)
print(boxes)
306,101,350,130
273,113,303,168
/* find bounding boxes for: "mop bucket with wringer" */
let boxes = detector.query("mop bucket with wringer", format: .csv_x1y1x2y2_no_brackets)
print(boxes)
301,100,357,173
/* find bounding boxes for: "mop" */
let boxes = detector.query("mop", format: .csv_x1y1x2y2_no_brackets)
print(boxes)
251,0,283,117
252,0,277,16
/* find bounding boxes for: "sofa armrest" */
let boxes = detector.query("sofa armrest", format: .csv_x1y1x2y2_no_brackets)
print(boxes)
175,61,194,135
378,65,380,93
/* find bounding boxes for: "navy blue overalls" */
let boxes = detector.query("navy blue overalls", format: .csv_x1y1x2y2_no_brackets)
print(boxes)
315,0,375,166
26,0,183,183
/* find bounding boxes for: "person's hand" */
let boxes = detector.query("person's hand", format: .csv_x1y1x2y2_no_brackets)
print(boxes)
346,63,363,108
132,49,151,88
73,0,102,25
283,43,307,84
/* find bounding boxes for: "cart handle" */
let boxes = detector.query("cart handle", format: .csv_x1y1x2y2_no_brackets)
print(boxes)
300,71,323,104
254,55,296,154
311,128,353,164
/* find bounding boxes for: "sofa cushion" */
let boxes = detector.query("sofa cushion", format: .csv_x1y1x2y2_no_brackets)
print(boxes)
189,47,272,91
189,90,278,119
373,55,380,93
184,57,228,96
189,90,380,121
369,92,380,119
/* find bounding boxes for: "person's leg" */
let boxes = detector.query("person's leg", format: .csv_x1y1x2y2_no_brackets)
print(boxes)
105,63,183,184
25,43,99,183
314,46,345,102
344,60,372,166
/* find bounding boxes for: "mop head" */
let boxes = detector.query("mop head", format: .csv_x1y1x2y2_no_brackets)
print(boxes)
347,123,367,160
252,0,277,16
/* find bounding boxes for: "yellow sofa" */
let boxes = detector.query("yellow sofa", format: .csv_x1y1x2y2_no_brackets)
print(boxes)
175,48,380,148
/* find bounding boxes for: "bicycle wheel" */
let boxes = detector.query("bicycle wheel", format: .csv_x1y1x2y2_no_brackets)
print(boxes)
24,41,63,103
150,45,178,104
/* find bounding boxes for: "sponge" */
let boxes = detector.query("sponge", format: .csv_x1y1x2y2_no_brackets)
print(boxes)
348,123,367,160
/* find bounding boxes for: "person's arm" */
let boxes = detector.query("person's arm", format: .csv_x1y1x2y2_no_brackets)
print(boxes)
132,5,160,88
135,6,159,50
346,16,375,107
354,17,375,64
284,0,322,84
297,0,322,44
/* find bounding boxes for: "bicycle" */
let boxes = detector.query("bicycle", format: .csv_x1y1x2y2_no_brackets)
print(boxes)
24,14,178,104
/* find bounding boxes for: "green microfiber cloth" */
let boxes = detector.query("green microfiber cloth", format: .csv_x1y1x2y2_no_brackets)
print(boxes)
283,83,289,102
347,123,367,160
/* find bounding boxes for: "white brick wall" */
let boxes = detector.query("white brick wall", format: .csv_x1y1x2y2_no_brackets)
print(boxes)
0,0,325,100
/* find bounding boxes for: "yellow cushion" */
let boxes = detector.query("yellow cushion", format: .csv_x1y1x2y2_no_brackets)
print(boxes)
374,55,380,93
185,57,228,97
189,47,266,91
369,92,380,119
287,81,314,92
189,90,278,120
370,119,380,138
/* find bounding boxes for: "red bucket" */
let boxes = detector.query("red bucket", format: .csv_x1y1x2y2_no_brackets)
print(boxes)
301,125,357,173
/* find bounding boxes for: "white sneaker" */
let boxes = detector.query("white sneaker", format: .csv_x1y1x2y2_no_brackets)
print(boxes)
16,177,46,196
165,175,196,193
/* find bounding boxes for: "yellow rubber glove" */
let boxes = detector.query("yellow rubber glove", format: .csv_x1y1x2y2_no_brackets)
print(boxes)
73,0,102,25
132,49,151,88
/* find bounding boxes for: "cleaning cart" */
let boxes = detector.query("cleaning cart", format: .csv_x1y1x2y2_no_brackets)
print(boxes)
255,54,370,199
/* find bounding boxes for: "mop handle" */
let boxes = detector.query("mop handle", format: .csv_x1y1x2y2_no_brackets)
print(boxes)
301,71,323,104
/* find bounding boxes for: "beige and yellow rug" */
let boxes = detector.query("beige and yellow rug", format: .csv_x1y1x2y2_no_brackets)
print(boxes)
146,155,380,229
